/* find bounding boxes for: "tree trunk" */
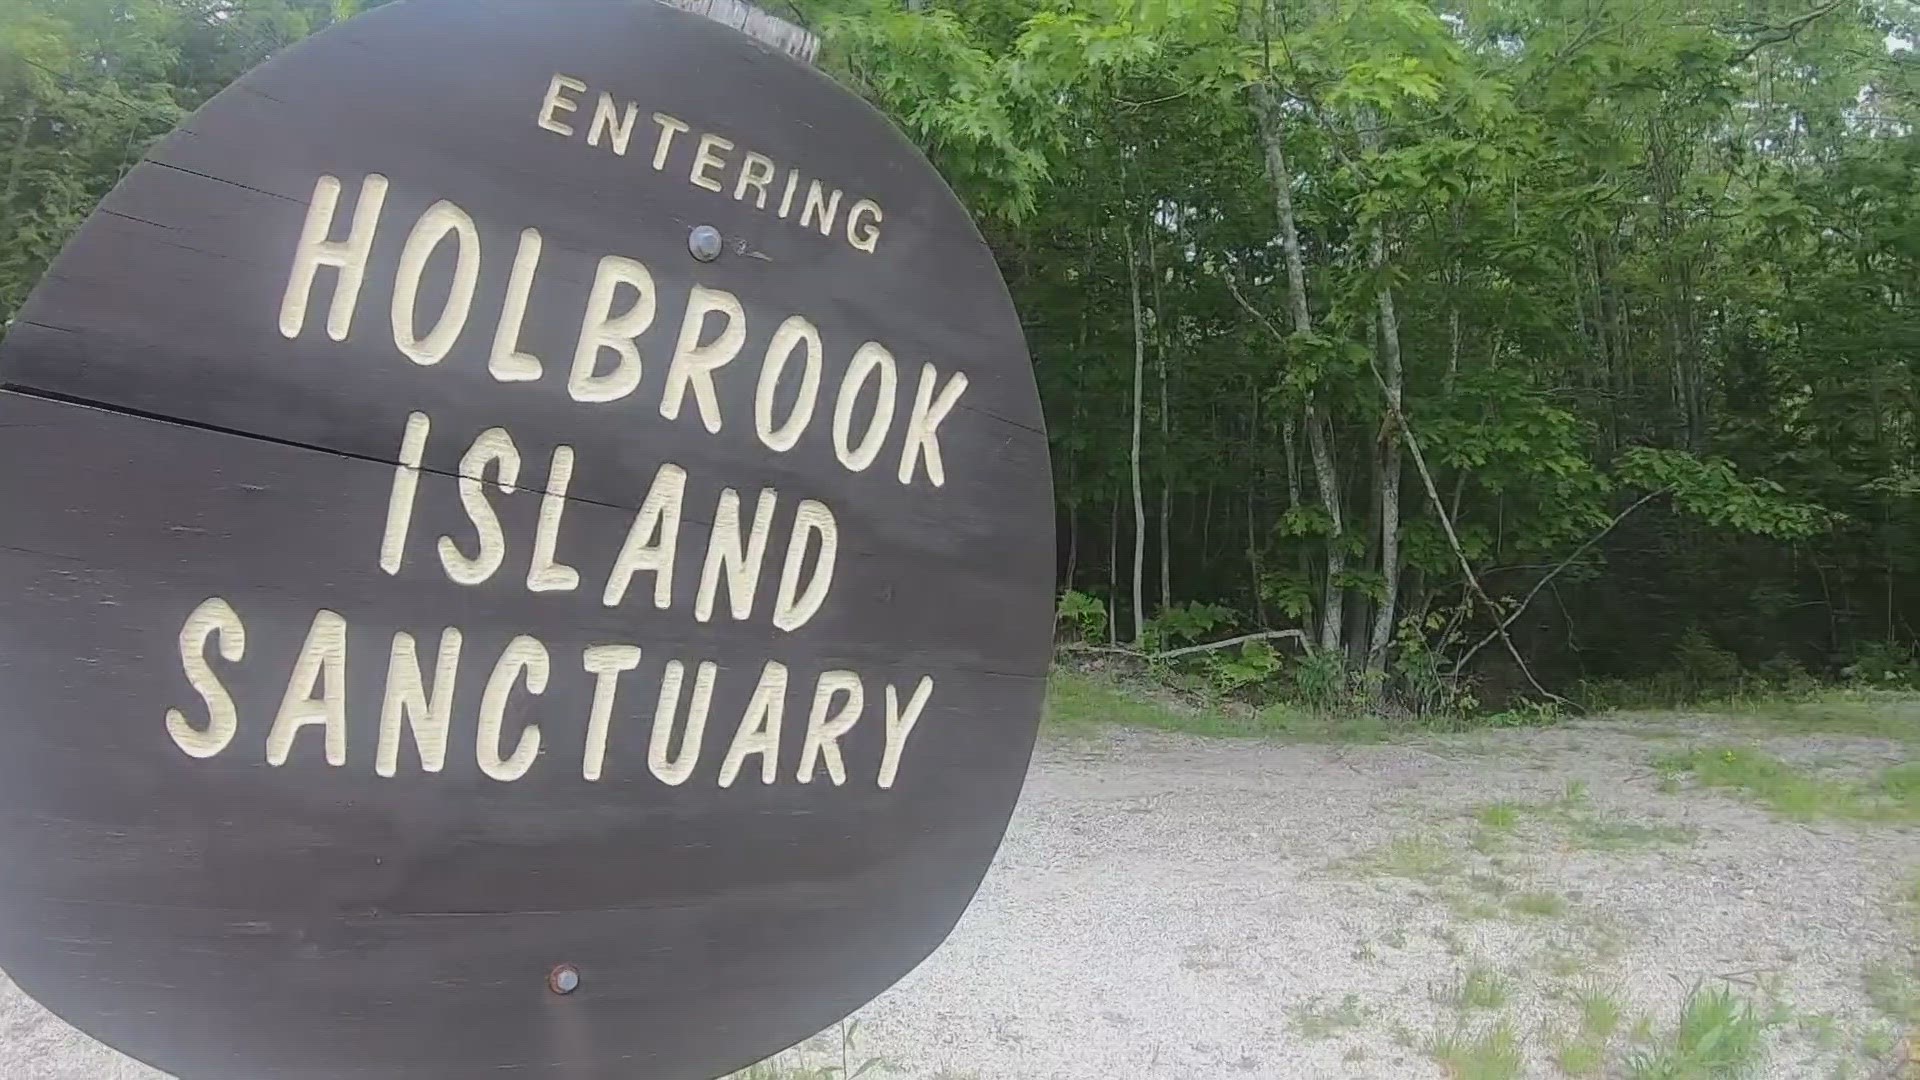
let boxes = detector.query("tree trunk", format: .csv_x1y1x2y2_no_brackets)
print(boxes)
1108,497,1120,645
1362,120,1406,674
1147,216,1172,614
1303,408,1345,652
1283,413,1314,624
1248,68,1345,653
1124,220,1148,645
1248,384,1268,626
1063,504,1079,595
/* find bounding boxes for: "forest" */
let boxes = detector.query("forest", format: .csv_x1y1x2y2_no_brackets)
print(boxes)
3,0,1917,718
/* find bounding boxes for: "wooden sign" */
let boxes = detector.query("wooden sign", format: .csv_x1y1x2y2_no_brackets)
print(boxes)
0,1,1052,1077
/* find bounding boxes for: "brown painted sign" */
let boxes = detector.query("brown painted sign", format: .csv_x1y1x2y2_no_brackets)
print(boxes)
0,1,1052,1077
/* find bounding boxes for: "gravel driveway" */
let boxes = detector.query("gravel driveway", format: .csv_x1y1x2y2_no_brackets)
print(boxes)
6,717,1917,1078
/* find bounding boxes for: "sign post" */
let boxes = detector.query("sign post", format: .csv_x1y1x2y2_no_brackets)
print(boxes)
0,1,1053,1076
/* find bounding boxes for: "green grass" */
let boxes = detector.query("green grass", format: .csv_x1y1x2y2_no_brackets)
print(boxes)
1576,982,1625,1040
1723,691,1920,742
1288,992,1371,1040
1469,793,1696,856
1898,873,1920,938
1477,801,1524,831
1795,1011,1842,1052
1250,704,1396,742
1546,981,1625,1074
1630,1014,1658,1045
1567,816,1699,851
1428,1021,1523,1080
1655,745,1920,823
1468,871,1513,896
1045,669,1395,741
1624,985,1765,1079
1863,960,1920,1024
1445,966,1511,1011
1354,833,1461,882
1445,889,1505,922
1507,889,1568,918
1556,1035,1606,1076
1046,669,1195,734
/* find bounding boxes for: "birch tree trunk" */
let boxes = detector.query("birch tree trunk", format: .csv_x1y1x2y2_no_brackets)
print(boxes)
1248,384,1268,626
1147,217,1172,613
1248,66,1346,653
1362,119,1406,673
1303,412,1347,654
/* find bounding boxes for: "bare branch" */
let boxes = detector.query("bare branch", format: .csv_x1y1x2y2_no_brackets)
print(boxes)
1727,0,1849,65
1450,486,1670,676
1361,361,1579,712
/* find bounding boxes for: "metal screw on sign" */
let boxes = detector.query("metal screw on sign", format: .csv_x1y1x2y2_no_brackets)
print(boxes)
549,963,581,995
688,225,723,262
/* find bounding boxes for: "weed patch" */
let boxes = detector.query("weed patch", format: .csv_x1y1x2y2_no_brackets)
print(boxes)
1567,817,1699,851
1507,890,1568,918
1795,1012,1842,1052
1576,982,1624,1040
1428,1021,1523,1080
1556,1035,1606,1076
1436,1014,1520,1076
1656,745,1920,823
1469,792,1695,856
1477,801,1524,832
1443,966,1511,1011
1288,993,1371,1040
1624,985,1765,1079
1352,834,1461,882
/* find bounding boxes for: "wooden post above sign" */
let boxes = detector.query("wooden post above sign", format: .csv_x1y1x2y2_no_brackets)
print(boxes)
0,1,1053,1077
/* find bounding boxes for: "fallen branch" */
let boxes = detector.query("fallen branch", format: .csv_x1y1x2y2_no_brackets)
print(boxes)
1449,486,1669,676
1158,629,1313,660
1059,628,1313,663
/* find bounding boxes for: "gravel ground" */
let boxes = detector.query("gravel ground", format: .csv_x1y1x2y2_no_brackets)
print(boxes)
5,716,1917,1079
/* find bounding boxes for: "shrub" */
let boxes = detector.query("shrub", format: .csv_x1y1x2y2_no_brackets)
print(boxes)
1199,639,1283,694
1673,627,1741,693
1141,601,1238,651
1843,641,1920,689
1054,589,1107,643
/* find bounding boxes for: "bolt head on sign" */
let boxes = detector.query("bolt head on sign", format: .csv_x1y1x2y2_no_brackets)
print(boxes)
0,0,1053,1076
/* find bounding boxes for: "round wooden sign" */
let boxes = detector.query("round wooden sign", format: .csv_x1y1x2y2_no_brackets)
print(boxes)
0,1,1052,1077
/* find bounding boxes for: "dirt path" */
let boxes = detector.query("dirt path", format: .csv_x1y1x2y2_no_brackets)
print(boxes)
4,717,1917,1078
845,718,1919,1079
